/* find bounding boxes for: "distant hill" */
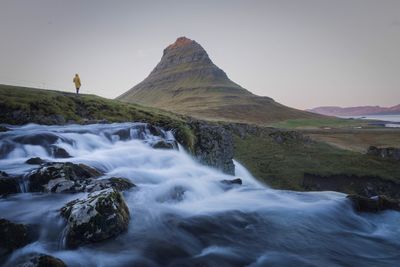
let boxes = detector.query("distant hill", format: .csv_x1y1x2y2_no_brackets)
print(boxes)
308,105,400,116
117,37,322,125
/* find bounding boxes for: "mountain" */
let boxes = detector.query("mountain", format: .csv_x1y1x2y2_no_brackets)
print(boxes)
117,37,322,125
308,105,400,116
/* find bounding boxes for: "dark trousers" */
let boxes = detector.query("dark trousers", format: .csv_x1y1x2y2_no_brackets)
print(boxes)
76,87,80,94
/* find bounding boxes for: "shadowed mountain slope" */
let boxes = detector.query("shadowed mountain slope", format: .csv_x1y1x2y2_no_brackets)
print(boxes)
117,37,322,125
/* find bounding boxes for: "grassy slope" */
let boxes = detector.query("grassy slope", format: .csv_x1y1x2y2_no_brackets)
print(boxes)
0,84,196,149
233,132,400,190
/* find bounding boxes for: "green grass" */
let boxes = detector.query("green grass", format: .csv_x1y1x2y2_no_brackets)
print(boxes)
233,133,400,190
0,84,196,150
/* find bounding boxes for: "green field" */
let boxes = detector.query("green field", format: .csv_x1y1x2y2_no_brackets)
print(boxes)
233,131,400,191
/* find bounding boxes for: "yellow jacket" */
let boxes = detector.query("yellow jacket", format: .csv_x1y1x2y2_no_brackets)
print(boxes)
73,75,81,88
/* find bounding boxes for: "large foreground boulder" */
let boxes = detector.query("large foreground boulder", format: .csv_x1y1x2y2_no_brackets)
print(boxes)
347,194,400,212
16,253,66,267
0,219,30,255
60,188,130,248
26,162,102,192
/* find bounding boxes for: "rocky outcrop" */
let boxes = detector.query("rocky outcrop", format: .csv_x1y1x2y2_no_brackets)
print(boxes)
347,195,400,212
269,131,312,144
26,162,102,193
367,146,400,161
0,171,20,196
189,121,234,175
0,219,30,255
303,173,400,199
16,253,66,267
60,188,130,248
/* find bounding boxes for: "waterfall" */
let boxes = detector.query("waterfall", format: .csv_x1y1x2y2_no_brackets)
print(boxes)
1,123,399,267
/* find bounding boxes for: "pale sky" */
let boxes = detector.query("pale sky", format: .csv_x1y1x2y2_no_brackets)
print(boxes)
1,0,399,109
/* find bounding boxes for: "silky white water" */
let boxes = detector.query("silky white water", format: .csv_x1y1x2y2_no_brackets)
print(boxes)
0,123,399,267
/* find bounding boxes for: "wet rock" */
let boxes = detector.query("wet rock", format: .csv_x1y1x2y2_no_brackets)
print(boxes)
0,126,9,132
27,162,102,192
50,146,71,158
157,186,186,203
303,173,400,199
0,171,21,196
152,140,177,150
0,219,30,255
148,124,163,137
85,177,135,192
347,194,400,212
25,157,46,165
13,133,60,146
220,178,242,186
16,253,66,267
367,146,400,161
60,188,130,248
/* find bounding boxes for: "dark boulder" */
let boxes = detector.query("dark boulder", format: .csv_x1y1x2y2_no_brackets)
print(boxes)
367,146,400,161
25,157,46,165
60,188,130,248
26,162,102,192
220,178,242,186
0,219,30,255
0,171,20,196
16,253,66,267
152,140,177,150
347,194,400,212
50,146,71,158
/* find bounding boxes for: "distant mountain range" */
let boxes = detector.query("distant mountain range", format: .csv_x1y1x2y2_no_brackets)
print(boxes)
307,105,400,116
117,37,322,125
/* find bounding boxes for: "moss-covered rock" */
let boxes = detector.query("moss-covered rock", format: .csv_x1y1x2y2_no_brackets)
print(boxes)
16,253,66,267
60,188,130,248
26,162,102,193
85,177,135,192
0,219,30,255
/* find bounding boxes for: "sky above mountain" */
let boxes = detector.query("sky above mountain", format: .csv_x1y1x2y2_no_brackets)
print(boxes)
1,0,399,109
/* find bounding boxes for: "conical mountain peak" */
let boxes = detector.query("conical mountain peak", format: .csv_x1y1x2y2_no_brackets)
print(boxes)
153,37,214,75
166,36,194,50
118,37,320,124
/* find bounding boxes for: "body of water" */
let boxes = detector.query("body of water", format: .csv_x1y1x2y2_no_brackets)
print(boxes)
341,114,400,127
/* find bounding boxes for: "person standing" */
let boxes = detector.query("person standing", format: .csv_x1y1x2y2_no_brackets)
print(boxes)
73,74,81,94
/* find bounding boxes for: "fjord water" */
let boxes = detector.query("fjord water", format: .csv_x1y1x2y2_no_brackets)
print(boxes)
1,123,400,267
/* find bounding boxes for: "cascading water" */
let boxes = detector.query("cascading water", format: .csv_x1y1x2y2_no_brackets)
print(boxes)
0,123,399,267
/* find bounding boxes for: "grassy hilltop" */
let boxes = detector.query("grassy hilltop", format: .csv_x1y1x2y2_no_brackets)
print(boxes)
1,84,400,196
